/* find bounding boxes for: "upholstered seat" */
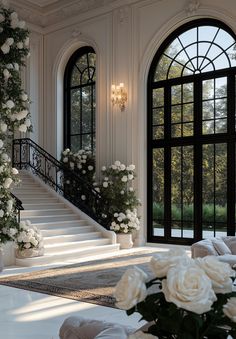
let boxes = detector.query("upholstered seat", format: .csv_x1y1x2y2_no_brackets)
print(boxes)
191,236,236,266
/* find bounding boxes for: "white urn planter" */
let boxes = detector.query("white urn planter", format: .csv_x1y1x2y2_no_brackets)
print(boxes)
15,247,44,259
116,233,133,249
0,248,4,272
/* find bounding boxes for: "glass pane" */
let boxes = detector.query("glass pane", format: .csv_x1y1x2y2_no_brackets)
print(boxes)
183,83,193,103
203,120,214,134
171,85,181,104
76,54,88,72
215,77,227,98
153,108,164,125
154,54,171,81
82,134,91,150
203,100,214,120
183,103,193,122
179,28,197,47
227,43,236,67
214,29,235,50
171,105,181,123
165,38,183,58
171,124,181,137
168,62,182,79
183,123,193,136
88,53,96,67
203,79,214,100
71,67,81,86
215,119,227,133
82,86,92,133
171,146,194,238
198,26,218,42
71,89,81,134
213,53,230,70
153,126,164,139
153,88,164,107
215,98,227,118
71,135,81,152
153,148,164,236
202,144,227,238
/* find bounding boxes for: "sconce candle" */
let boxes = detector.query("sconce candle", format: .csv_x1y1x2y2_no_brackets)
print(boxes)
111,83,127,111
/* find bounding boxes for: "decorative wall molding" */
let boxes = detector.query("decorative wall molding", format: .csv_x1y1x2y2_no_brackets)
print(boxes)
186,0,200,16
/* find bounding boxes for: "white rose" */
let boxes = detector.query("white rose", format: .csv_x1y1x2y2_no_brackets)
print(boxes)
19,124,27,133
12,168,19,175
127,164,135,171
24,37,30,47
1,153,9,162
121,176,128,182
25,119,31,127
162,264,217,314
0,139,3,148
18,21,25,29
0,209,4,218
0,13,5,23
13,63,19,71
0,123,7,132
114,266,148,310
3,69,10,79
21,93,28,101
63,157,68,163
103,182,108,188
6,37,14,46
111,164,117,170
69,162,74,169
223,297,236,322
128,174,134,180
6,100,15,109
195,256,235,294
10,19,18,29
81,195,86,200
3,177,13,188
129,187,134,192
115,160,121,166
17,42,23,49
128,331,158,339
10,12,18,20
120,164,126,170
149,248,191,278
7,200,13,212
88,165,93,171
101,166,106,171
1,43,10,54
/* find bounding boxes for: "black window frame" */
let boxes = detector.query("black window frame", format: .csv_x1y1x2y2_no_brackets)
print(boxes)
64,46,96,153
147,19,236,245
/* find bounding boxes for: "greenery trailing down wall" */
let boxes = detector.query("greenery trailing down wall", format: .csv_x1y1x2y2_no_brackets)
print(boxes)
0,0,32,245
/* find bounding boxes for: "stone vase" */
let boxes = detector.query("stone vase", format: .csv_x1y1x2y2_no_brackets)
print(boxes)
116,233,133,249
0,248,4,272
15,247,44,259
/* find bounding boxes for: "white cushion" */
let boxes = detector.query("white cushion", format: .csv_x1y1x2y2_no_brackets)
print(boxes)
222,237,236,254
218,254,236,266
211,238,231,255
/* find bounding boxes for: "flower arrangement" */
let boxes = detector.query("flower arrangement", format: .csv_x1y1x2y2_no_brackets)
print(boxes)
15,220,44,255
114,248,236,339
97,161,141,232
0,0,31,246
61,148,95,184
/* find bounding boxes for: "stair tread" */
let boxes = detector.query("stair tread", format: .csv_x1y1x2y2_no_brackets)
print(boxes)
44,231,100,239
44,238,109,248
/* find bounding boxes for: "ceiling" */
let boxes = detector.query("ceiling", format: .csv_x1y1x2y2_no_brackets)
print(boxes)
9,0,119,28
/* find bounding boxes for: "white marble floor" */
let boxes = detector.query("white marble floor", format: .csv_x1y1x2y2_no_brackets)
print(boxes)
0,245,190,339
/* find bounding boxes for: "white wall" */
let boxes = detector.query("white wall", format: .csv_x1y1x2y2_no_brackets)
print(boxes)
24,0,236,244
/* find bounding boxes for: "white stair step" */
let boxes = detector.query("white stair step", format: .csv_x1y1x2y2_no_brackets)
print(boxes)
41,225,95,236
44,238,110,254
22,198,60,204
43,232,102,245
16,192,52,197
32,220,89,229
23,203,65,210
21,209,72,217
20,214,81,223
15,244,120,266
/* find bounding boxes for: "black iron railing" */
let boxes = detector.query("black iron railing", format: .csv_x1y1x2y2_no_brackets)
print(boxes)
11,193,24,223
12,138,111,228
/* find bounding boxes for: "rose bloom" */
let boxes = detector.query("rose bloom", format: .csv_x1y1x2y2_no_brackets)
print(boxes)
114,266,148,310
149,247,191,278
195,256,235,293
223,297,236,322
162,264,217,314
3,177,13,188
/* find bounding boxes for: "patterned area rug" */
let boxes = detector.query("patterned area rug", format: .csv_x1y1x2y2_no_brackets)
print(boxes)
0,251,157,308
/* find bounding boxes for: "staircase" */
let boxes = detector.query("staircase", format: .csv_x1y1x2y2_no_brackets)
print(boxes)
13,170,119,266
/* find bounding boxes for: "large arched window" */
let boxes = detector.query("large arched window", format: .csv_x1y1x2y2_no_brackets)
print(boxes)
147,19,236,245
64,46,96,153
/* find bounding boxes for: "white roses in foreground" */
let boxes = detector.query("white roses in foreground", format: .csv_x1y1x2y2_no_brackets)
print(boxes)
114,249,236,338
114,266,148,310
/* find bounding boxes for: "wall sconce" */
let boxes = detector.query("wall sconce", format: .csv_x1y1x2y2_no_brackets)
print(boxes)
111,83,127,111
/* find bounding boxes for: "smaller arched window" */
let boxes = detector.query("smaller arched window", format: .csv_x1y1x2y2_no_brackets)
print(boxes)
64,46,96,153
